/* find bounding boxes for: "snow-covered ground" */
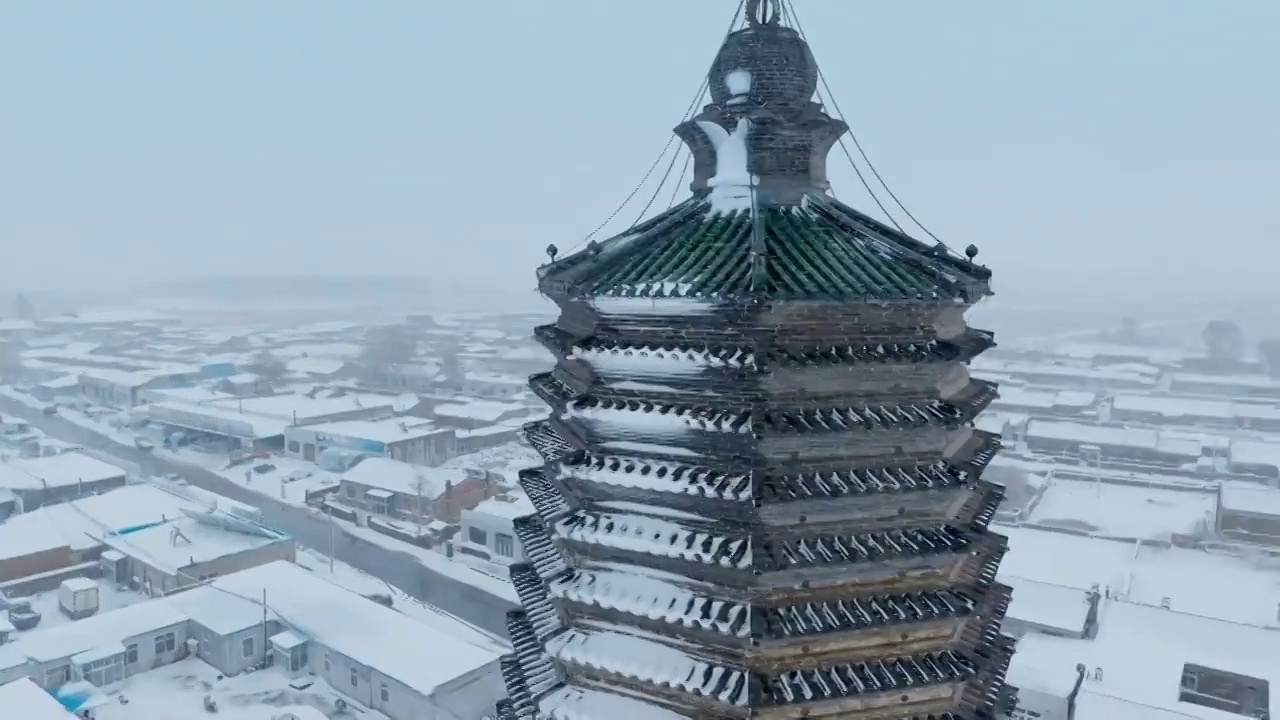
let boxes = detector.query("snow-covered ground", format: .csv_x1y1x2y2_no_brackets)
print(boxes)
8,578,148,634
96,657,389,720
1027,477,1216,539
211,456,340,508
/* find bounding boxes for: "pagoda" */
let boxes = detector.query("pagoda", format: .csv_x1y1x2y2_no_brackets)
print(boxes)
496,2,1016,718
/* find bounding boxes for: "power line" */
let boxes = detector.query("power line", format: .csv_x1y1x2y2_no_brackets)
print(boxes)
783,0,945,244
567,0,747,252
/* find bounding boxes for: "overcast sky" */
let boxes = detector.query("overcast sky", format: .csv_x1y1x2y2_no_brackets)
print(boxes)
2,0,1276,299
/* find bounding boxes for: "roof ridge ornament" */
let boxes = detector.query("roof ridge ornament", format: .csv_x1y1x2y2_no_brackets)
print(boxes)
747,0,781,27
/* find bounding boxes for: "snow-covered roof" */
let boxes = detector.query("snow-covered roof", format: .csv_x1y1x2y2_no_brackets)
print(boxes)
994,386,1097,410
1172,372,1280,392
0,484,243,561
148,400,289,439
298,417,444,444
1218,482,1280,518
433,400,527,423
40,309,175,325
0,451,126,490
0,678,75,720
1052,341,1186,365
468,493,535,521
340,457,470,499
1114,393,1280,422
1028,478,1215,539
77,368,159,387
1004,577,1092,635
1229,440,1280,472
1008,600,1279,720
0,599,189,666
284,356,346,375
37,374,81,389
204,393,394,422
101,515,286,575
189,561,501,695
1025,420,1160,451
999,526,1280,627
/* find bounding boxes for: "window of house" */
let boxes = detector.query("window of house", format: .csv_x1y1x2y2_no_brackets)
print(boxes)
287,440,300,453
125,644,138,664
350,668,358,687
345,485,356,498
380,683,389,702
324,654,331,673
154,632,176,655
495,532,515,557
370,499,388,516
468,526,487,545
242,636,255,658
1178,663,1270,718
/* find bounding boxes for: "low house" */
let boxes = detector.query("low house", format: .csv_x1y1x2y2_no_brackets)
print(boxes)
460,372,528,399
100,510,295,596
0,452,127,510
431,400,531,431
459,493,535,564
338,458,488,524
0,484,255,584
1215,482,1280,548
31,375,80,403
285,417,456,465
77,368,193,407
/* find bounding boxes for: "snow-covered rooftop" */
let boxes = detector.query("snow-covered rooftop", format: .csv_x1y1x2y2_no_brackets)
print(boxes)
432,400,527,423
1026,419,1160,451
467,493,535,521
0,484,243,562
340,457,470,500
0,678,75,720
993,386,1097,410
1027,478,1216,539
1113,393,1280,422
0,451,126,490
998,526,1280,627
1009,600,1279,720
284,356,346,375
76,368,160,387
101,515,287,575
148,400,290,439
183,561,502,696
1218,482,1280,518
205,393,394,421
300,417,444,444
1004,576,1093,636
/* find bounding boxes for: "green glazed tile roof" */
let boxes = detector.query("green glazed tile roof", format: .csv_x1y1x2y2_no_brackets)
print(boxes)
545,196,991,302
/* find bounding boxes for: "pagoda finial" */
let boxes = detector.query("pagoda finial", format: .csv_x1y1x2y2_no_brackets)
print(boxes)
673,1,846,207
746,0,781,27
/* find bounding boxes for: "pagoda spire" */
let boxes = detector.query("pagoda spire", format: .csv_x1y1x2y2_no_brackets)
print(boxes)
674,0,848,208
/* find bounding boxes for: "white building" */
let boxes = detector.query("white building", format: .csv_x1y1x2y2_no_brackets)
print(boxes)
285,417,455,465
1008,600,1278,720
459,493,535,564
0,561,505,720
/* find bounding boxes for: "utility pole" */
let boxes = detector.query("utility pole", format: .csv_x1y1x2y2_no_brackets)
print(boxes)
328,506,335,573
261,588,269,667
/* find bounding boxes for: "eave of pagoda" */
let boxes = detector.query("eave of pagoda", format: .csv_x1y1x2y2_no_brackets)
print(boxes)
545,623,999,720
545,558,1013,661
545,325,997,377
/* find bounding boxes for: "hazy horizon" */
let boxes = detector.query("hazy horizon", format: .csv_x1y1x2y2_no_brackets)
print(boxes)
3,1,1277,301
